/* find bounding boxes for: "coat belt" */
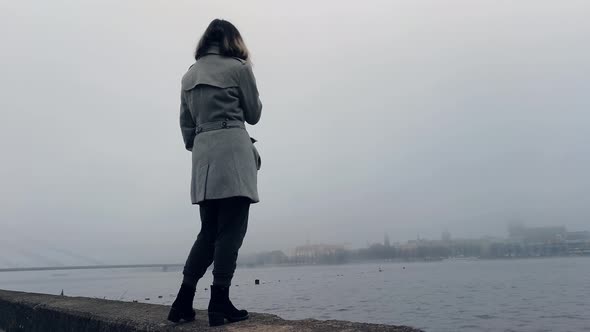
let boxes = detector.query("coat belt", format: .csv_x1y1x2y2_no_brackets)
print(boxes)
195,120,246,134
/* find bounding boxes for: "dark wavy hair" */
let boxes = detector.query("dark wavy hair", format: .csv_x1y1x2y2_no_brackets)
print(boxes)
195,19,249,61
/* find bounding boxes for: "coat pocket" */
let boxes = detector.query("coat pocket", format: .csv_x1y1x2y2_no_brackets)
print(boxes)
252,144,261,170
193,163,209,202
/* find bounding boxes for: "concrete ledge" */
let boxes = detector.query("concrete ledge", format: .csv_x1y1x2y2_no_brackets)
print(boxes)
0,289,423,332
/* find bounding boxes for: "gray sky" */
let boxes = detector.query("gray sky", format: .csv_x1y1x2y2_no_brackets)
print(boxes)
1,0,589,266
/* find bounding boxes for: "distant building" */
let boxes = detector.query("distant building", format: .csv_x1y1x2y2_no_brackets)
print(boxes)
566,231,590,243
442,230,451,242
508,224,567,244
384,233,391,247
292,244,348,262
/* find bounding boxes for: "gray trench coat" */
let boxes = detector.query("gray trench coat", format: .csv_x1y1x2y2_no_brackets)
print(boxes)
179,46,262,204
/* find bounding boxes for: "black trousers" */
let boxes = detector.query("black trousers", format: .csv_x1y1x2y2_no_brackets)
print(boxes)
182,196,250,287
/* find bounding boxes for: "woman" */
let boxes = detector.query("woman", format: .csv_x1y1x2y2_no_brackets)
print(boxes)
168,19,262,327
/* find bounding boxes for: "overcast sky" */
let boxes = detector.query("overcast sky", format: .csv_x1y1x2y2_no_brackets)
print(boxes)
1,0,589,267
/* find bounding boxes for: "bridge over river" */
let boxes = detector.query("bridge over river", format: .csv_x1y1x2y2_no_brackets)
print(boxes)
0,264,183,273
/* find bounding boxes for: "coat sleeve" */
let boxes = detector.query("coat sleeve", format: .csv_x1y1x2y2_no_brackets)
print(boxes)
179,90,196,151
238,63,262,125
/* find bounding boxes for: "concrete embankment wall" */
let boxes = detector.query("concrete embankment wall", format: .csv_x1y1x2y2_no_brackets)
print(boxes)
0,289,423,332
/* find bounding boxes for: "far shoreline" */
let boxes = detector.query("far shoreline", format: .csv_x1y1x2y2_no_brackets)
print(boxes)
1,255,589,273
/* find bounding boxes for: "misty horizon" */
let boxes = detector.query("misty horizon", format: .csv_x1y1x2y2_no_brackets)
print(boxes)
1,221,587,268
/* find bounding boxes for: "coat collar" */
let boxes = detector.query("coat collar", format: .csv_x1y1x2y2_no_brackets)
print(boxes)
197,43,247,64
204,44,221,55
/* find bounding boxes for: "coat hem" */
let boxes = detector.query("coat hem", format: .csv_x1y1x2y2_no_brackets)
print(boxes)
192,194,259,205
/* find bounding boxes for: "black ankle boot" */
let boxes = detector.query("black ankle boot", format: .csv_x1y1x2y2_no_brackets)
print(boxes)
167,283,196,323
208,284,249,326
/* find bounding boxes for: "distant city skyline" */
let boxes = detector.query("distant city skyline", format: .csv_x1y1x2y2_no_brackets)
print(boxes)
1,222,588,269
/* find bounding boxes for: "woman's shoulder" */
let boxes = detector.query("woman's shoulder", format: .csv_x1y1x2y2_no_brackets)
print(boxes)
181,56,248,91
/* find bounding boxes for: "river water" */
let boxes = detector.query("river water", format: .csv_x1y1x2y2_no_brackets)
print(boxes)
1,257,589,332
